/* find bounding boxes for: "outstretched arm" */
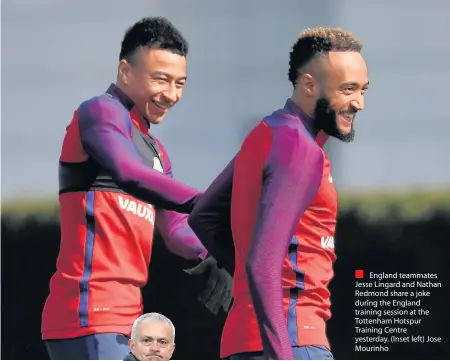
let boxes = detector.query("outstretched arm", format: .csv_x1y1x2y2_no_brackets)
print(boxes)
154,142,208,260
156,212,208,260
77,95,199,213
154,143,232,315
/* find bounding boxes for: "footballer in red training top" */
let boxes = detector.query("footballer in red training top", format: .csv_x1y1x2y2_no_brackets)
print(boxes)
188,27,369,360
41,17,231,360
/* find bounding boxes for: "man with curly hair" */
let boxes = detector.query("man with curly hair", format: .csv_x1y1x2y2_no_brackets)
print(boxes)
42,17,231,360
188,27,370,360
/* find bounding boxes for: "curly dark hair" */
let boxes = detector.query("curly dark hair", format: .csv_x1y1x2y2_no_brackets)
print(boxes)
288,27,363,87
119,17,189,62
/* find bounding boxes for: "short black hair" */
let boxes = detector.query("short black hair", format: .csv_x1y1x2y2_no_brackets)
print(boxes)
119,17,189,62
288,27,363,87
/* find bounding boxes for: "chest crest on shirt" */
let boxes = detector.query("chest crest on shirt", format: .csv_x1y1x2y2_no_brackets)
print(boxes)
153,156,164,173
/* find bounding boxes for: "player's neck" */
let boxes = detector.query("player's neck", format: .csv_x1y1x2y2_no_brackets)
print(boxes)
114,82,151,130
289,95,314,119
115,82,136,106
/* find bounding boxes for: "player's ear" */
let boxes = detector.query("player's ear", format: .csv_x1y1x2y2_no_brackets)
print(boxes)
128,338,135,352
118,59,132,85
299,73,316,98
168,343,176,358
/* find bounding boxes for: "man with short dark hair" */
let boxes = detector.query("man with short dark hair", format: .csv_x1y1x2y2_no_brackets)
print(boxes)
42,17,231,360
188,27,370,360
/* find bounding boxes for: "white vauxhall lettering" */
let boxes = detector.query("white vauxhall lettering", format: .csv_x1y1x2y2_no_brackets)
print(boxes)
321,236,335,249
118,195,155,224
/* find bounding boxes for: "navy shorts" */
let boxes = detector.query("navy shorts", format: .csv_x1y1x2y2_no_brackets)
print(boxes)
229,345,334,360
45,333,129,360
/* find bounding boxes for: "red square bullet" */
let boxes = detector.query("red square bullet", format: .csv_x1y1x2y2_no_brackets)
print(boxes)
355,270,364,279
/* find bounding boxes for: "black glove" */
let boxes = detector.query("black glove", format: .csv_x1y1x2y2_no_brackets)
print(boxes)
184,256,233,315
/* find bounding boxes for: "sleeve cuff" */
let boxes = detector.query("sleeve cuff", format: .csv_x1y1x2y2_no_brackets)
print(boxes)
198,249,209,261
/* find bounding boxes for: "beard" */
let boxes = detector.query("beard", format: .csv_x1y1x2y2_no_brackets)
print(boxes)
314,97,355,143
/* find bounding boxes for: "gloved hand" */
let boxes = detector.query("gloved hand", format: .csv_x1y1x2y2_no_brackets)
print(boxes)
184,256,233,315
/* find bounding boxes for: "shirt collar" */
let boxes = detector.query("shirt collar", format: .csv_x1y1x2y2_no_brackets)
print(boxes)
283,98,329,147
106,83,150,133
123,352,138,361
106,83,135,111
